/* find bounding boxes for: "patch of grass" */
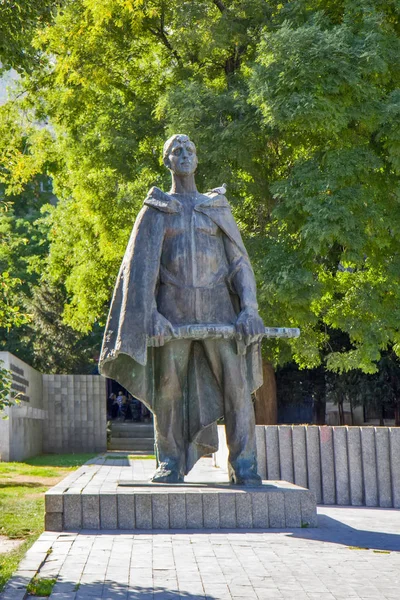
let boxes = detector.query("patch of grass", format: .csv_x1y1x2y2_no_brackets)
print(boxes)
0,453,92,592
0,486,46,539
104,455,129,460
24,453,97,467
0,539,35,593
301,522,310,528
128,455,155,460
27,576,57,596
0,463,65,479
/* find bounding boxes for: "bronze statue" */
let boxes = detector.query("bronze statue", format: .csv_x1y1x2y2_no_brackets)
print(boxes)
99,134,266,485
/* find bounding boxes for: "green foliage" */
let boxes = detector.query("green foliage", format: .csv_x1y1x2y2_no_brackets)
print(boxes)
0,0,60,74
0,272,29,330
0,149,99,370
1,0,400,375
250,1,400,372
26,281,102,373
27,577,56,597
0,189,36,335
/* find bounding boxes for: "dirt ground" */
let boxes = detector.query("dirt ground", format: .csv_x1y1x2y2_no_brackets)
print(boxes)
0,536,24,554
0,474,67,487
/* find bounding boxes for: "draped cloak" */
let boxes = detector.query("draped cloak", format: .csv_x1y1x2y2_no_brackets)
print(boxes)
99,187,263,473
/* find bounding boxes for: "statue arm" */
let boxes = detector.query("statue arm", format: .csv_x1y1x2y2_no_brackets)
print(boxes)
223,231,264,344
223,235,258,311
128,206,174,347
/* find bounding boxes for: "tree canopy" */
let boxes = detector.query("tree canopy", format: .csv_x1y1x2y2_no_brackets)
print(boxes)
0,0,60,73
1,0,400,378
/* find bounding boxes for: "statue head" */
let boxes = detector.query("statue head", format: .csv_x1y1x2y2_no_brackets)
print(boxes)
163,134,198,176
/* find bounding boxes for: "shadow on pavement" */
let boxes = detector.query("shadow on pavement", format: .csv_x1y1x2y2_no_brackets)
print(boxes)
78,517,400,553
50,581,215,599
289,513,400,552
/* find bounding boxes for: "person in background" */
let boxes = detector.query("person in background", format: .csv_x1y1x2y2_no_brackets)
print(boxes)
111,394,119,420
107,392,116,419
117,390,127,420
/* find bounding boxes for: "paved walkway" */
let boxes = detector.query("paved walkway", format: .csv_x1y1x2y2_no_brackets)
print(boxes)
2,458,400,600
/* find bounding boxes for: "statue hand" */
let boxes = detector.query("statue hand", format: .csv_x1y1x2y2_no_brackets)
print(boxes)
149,310,176,347
235,307,264,346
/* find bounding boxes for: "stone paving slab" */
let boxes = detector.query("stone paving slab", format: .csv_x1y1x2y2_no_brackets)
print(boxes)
45,457,317,531
2,506,400,600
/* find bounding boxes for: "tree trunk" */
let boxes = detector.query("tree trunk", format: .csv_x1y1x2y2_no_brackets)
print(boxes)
313,398,326,425
338,398,344,425
395,403,400,427
254,361,277,425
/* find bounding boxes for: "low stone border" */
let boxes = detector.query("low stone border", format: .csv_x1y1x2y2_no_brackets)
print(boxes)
0,533,57,600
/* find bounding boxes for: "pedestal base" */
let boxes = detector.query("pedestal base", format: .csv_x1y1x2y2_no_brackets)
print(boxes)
46,478,317,531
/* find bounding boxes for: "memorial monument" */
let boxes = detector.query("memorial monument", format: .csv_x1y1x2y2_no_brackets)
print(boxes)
99,134,294,486
43,135,317,532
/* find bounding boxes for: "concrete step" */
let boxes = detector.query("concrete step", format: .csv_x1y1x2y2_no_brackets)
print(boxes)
111,429,154,439
110,423,154,436
109,437,155,451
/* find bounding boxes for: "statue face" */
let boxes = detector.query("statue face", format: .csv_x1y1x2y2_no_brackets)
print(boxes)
166,138,198,176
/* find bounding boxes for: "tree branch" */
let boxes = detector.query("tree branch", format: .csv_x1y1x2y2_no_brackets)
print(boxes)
213,0,227,12
148,26,182,64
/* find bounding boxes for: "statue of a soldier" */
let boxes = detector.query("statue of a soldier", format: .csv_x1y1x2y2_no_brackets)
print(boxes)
99,134,265,485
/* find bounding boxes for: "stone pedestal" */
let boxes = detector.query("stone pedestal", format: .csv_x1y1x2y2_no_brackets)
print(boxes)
46,481,317,531
45,457,317,531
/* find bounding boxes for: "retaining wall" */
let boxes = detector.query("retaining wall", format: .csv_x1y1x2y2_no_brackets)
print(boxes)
0,352,46,461
214,425,400,508
43,374,107,453
0,351,107,460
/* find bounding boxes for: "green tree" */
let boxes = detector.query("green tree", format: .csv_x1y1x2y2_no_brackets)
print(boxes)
28,281,102,373
0,0,60,73
0,170,53,363
1,0,400,378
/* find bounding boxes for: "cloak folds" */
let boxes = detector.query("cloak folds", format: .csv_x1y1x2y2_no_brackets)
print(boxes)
99,187,263,472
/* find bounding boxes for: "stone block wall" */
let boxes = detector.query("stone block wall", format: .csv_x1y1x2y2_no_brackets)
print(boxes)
0,351,46,461
215,424,400,508
42,375,107,453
